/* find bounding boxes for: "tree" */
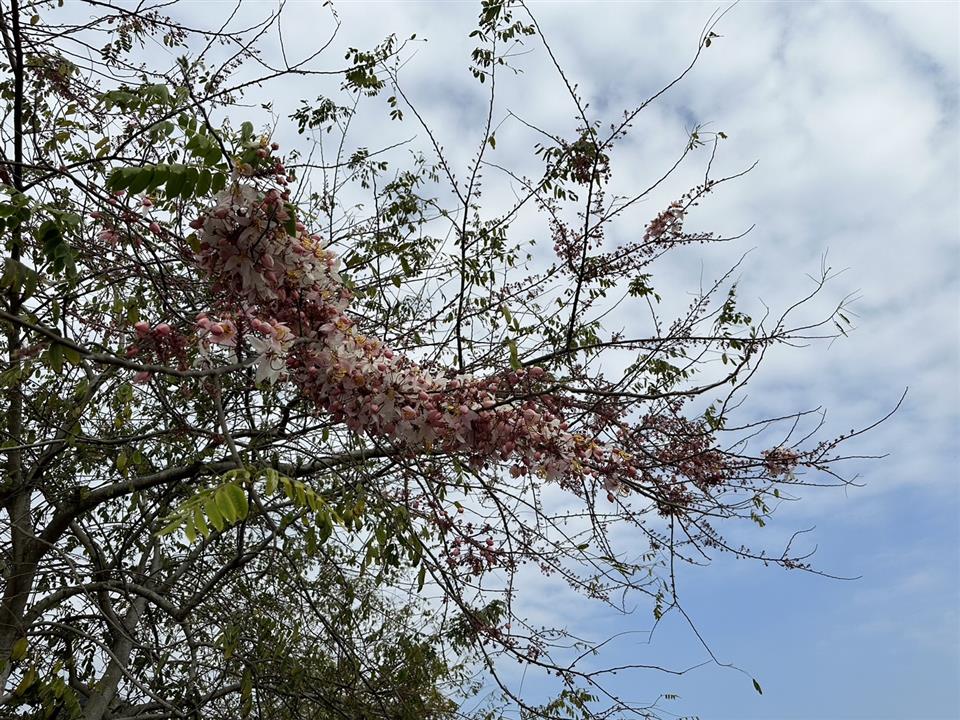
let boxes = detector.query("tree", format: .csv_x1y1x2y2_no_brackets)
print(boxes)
0,1,884,717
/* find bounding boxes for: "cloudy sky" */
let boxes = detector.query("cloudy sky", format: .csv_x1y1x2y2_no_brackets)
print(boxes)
165,1,958,717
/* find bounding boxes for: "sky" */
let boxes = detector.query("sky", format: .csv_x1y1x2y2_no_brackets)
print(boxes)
153,1,959,718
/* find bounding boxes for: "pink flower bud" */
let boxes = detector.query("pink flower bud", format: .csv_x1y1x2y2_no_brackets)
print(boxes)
149,221,162,235
189,217,205,229
134,321,150,336
154,323,171,337
133,371,152,384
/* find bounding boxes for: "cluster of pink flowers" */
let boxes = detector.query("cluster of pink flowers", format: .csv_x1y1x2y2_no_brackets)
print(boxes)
761,446,800,479
191,176,641,497
125,320,190,384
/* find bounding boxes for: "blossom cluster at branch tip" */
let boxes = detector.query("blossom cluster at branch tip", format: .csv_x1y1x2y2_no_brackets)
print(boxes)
190,161,643,496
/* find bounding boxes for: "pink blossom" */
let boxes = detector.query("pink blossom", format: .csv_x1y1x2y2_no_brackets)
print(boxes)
188,177,705,507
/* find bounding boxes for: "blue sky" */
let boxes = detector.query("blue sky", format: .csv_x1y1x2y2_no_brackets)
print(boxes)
168,1,959,717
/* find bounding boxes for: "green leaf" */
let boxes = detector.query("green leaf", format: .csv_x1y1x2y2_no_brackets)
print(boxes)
215,487,237,523
204,144,222,166
157,518,182,536
204,495,225,532
193,506,210,538
165,165,186,197
47,343,63,374
143,83,171,104
179,167,199,199
127,168,154,195
222,483,249,522
264,467,279,495
62,345,82,366
10,636,27,661
317,511,333,543
13,666,36,696
149,164,169,190
107,166,139,192
506,339,520,370
195,168,212,197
